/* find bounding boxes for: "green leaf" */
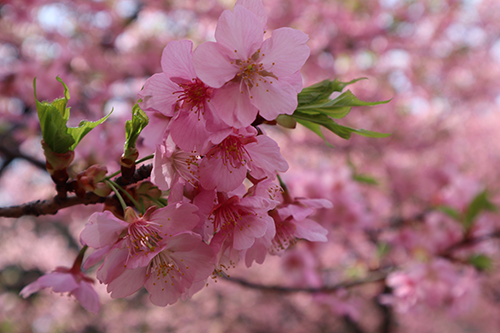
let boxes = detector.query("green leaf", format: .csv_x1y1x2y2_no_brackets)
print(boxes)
376,242,391,258
124,101,149,150
468,254,492,271
34,78,75,154
330,90,391,107
353,174,378,185
297,78,366,106
464,191,497,228
34,77,112,153
436,205,462,222
67,110,113,150
293,111,390,140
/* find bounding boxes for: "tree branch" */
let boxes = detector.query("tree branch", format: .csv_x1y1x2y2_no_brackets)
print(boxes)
0,192,106,218
0,164,153,218
220,268,390,293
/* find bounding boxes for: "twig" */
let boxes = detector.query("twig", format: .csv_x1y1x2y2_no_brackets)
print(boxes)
0,164,153,218
220,268,390,293
0,192,106,218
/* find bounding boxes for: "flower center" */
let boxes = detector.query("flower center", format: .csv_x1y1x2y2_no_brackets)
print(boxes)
172,78,211,114
126,220,163,256
206,135,257,169
148,251,178,278
233,50,278,91
210,195,251,233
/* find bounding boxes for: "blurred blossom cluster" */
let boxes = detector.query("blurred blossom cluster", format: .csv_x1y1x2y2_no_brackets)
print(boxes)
2,0,500,332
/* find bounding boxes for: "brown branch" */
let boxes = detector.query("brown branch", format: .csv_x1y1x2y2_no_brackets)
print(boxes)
0,192,106,218
441,230,500,257
0,163,153,218
220,268,390,293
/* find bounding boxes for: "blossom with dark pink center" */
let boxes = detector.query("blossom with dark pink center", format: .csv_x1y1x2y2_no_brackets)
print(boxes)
208,191,274,251
138,40,226,152
81,203,200,270
193,1,310,128
199,127,288,192
152,136,200,192
269,198,331,255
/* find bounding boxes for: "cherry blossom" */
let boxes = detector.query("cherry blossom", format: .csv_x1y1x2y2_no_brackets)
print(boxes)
193,1,310,128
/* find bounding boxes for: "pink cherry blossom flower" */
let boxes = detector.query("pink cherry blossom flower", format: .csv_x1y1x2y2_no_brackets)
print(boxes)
138,40,226,152
81,203,200,271
268,196,331,255
151,136,200,191
208,191,275,251
20,266,100,314
104,231,215,306
193,1,310,128
199,127,289,192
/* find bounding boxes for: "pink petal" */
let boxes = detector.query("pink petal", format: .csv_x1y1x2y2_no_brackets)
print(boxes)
107,266,148,299
38,272,78,293
96,246,128,284
138,73,179,116
260,27,310,77
150,202,200,235
211,81,259,128
243,217,275,267
72,281,100,314
145,272,183,306
278,205,313,221
249,77,298,120
293,218,328,242
168,234,215,282
280,71,303,94
298,198,333,209
246,134,289,179
19,280,42,298
199,154,247,192
81,211,128,249
161,40,197,80
233,214,269,250
83,245,111,270
170,109,210,152
215,6,264,60
152,144,174,191
141,112,170,151
193,42,238,88
235,0,267,31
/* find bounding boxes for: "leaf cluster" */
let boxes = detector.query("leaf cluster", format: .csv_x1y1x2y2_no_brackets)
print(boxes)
292,78,391,143
34,77,112,154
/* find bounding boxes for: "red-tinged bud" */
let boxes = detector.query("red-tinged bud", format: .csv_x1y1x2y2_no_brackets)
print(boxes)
42,141,74,180
76,165,111,197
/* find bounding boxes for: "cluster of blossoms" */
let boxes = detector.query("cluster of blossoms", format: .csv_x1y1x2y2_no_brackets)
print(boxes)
20,0,330,312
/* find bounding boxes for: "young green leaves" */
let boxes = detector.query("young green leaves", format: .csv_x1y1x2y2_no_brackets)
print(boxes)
291,78,391,142
34,77,112,154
